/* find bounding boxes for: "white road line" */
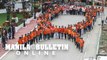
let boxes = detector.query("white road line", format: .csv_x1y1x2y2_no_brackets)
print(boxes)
0,51,10,60
0,19,38,60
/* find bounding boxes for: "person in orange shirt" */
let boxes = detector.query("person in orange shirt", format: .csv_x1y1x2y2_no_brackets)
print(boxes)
33,29,37,43
18,37,23,51
58,26,61,39
67,28,72,40
79,38,84,53
43,28,48,40
88,20,92,31
27,33,31,44
73,32,80,45
70,30,74,42
54,26,58,39
69,25,73,30
80,23,84,35
60,26,64,39
34,29,39,43
86,21,89,31
45,13,49,19
64,27,68,39
38,29,43,41
76,36,80,49
83,22,87,34
76,23,81,36
30,31,34,45
75,24,79,33
23,34,28,47
50,25,55,38
18,37,23,45
46,27,51,40
71,30,74,41
90,19,93,30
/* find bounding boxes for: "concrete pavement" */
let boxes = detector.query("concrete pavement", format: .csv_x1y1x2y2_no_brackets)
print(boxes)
1,7,107,60
0,14,101,60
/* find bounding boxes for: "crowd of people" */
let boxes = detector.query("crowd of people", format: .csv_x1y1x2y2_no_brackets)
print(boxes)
1,24,15,48
16,3,104,53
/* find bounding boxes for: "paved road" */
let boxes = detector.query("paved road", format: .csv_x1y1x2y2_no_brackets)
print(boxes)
51,15,85,26
0,20,37,57
0,14,101,60
1,7,107,60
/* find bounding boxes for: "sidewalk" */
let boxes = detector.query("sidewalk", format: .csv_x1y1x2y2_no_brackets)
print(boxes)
0,20,37,57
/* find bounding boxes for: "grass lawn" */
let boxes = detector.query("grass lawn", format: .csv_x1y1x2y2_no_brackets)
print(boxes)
0,13,7,26
0,13,23,26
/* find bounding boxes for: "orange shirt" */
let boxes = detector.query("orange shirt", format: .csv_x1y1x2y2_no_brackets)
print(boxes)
51,27,55,33
79,39,84,48
76,24,79,30
54,27,58,32
43,29,47,35
28,35,31,41
76,37,80,43
64,28,68,34
33,30,37,37
30,32,34,40
73,32,80,38
37,30,41,36
18,38,23,44
58,28,61,33
60,28,64,33
46,28,51,34
86,21,89,27
68,29,72,35
23,36,28,43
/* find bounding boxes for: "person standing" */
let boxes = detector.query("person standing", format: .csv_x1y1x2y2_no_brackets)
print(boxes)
8,26,12,39
2,29,8,41
68,28,72,40
58,26,61,39
76,36,80,49
2,35,6,49
50,26,55,38
60,26,64,39
79,38,84,53
38,29,43,41
46,27,51,40
11,25,15,39
54,26,58,39
64,27,68,39
23,34,28,47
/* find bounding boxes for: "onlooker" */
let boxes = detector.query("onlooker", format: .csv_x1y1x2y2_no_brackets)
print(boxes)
11,25,15,39
8,26,12,39
2,35,6,49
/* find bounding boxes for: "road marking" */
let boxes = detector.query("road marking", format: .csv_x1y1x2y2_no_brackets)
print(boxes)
0,51,10,60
